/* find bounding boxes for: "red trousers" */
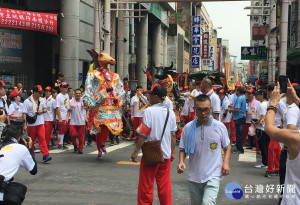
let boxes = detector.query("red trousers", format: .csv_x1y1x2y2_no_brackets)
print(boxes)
230,116,236,142
95,125,110,151
138,158,172,205
28,124,49,156
267,138,281,173
45,121,54,145
133,117,143,137
242,123,251,145
69,125,85,151
58,120,69,135
189,112,196,122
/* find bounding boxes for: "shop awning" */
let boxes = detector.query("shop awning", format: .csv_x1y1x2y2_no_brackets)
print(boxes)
287,47,300,58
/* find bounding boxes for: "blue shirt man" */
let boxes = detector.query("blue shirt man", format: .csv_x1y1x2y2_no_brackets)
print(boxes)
232,95,246,120
229,87,247,154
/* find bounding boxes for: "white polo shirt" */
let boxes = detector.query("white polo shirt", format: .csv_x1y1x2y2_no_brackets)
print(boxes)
164,96,174,110
220,97,231,123
141,103,177,159
189,89,200,112
256,101,268,131
69,100,87,126
179,119,230,183
23,98,46,127
56,93,70,120
208,91,221,114
285,104,300,130
0,98,8,112
181,92,190,116
0,143,35,201
277,98,287,128
44,97,56,122
130,95,146,118
8,103,23,117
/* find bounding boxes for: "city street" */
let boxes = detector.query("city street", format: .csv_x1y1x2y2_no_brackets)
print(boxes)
16,140,279,205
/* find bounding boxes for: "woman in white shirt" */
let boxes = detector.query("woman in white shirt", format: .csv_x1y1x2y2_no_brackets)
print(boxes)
8,90,24,126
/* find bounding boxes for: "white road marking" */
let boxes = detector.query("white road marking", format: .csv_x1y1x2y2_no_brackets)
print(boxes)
49,145,74,154
89,141,133,155
238,149,257,162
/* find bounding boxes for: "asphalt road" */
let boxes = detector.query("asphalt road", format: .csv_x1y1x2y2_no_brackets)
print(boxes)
15,140,280,205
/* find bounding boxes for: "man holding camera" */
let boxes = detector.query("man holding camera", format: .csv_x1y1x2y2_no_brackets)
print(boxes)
0,111,37,205
23,85,52,163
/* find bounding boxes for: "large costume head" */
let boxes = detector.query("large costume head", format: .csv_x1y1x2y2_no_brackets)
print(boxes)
87,49,116,69
154,62,173,80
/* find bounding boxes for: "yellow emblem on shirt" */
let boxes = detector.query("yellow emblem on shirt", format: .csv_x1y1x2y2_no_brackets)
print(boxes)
1,145,13,153
64,98,69,108
210,142,218,150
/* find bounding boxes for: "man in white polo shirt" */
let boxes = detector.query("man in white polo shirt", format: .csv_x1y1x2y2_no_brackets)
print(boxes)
23,85,52,163
43,86,56,146
200,78,221,120
67,89,87,154
131,84,177,205
177,94,231,205
129,85,149,141
56,82,70,149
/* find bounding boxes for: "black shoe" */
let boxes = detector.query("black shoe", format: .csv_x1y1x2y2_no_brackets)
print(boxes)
74,146,78,153
110,142,114,146
265,171,272,178
271,171,280,176
116,136,120,145
78,150,83,154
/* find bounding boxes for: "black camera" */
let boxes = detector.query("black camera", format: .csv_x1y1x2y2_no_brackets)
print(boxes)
0,108,7,115
19,132,29,145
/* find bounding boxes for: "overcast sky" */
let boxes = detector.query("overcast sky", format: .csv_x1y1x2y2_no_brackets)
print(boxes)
203,2,251,61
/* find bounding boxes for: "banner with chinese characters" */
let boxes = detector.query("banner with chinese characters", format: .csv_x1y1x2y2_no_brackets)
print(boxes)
202,32,209,59
0,29,22,63
0,8,58,35
252,26,269,41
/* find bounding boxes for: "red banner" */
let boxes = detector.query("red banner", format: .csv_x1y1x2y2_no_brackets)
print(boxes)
0,8,58,35
202,32,209,59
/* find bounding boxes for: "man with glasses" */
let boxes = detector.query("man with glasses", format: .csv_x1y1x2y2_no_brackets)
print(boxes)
177,94,231,205
55,82,70,149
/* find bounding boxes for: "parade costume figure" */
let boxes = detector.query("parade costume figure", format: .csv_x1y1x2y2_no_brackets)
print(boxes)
83,49,125,158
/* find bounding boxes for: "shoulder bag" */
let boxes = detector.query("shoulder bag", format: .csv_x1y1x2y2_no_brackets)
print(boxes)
0,175,27,205
25,100,40,124
141,108,169,166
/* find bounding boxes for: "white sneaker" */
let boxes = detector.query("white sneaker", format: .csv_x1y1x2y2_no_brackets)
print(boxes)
255,164,268,168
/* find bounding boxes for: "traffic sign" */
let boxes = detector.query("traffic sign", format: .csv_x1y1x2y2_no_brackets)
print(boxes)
192,46,200,55
192,16,201,24
191,57,200,68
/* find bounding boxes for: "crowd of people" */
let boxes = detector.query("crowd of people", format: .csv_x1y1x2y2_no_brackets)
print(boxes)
0,71,299,204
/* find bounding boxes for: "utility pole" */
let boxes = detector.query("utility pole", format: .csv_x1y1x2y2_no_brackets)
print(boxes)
268,0,276,84
279,0,289,75
104,0,111,54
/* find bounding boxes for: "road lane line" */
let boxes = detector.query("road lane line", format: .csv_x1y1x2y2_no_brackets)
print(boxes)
238,149,257,162
49,145,73,154
89,141,133,155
